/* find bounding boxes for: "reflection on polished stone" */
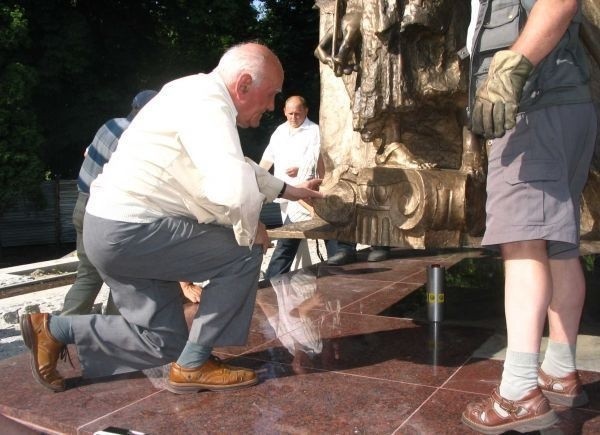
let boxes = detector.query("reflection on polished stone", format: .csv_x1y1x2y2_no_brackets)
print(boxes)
1,251,599,433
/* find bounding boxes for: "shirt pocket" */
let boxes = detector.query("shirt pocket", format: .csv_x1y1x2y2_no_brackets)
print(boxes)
479,2,524,53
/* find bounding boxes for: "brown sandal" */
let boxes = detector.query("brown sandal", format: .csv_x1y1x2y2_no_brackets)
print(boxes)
538,368,589,407
462,387,558,434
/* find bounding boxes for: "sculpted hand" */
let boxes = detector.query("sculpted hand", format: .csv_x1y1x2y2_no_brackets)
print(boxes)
471,50,533,139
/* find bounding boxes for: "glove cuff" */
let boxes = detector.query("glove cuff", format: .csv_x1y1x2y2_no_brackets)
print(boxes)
491,50,534,82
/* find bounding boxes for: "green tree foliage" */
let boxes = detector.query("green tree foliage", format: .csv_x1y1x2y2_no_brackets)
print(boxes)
240,0,321,163
28,0,256,178
257,0,320,103
0,4,45,213
1,0,321,200
9,0,258,180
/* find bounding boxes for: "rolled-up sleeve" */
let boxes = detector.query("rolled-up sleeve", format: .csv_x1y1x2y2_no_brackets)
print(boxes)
246,158,285,202
176,96,268,246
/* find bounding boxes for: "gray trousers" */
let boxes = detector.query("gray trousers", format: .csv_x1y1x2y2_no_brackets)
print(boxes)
61,192,117,315
77,213,263,378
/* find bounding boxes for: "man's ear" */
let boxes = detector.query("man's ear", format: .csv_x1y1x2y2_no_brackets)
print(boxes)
235,73,253,99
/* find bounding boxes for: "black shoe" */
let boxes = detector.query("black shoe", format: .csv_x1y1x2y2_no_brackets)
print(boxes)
327,250,357,266
367,246,390,262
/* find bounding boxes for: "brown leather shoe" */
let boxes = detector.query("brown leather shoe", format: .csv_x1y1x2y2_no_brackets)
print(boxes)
167,356,258,394
538,368,589,407
20,313,66,392
462,388,558,434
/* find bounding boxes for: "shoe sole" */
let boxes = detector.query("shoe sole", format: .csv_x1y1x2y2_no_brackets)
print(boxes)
20,315,65,392
367,256,389,262
327,257,356,266
543,389,589,407
166,377,259,395
461,409,558,435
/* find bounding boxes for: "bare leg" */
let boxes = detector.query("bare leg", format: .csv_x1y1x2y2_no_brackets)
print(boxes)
502,240,552,354
547,257,585,345
460,239,562,432
539,257,589,407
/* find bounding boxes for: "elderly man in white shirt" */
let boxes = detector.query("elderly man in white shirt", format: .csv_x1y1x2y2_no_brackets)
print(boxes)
260,96,332,279
19,42,323,395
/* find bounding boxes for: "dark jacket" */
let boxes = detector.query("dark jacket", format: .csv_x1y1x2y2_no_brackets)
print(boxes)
469,0,591,117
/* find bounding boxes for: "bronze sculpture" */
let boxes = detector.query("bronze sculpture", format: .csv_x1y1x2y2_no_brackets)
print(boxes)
308,0,600,249
312,0,484,248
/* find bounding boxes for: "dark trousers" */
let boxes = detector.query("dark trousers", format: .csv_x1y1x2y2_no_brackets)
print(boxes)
264,237,337,280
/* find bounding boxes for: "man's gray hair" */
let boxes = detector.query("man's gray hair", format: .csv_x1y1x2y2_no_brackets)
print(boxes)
215,43,267,86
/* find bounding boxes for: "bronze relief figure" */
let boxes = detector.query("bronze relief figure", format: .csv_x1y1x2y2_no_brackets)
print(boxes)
311,0,600,249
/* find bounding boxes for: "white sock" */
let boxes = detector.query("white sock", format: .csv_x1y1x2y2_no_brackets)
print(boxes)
541,339,576,378
499,350,539,400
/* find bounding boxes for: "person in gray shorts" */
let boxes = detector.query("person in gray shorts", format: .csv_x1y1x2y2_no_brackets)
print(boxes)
462,0,598,433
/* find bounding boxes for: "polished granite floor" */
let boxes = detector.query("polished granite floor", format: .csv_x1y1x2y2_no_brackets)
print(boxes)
1,248,600,434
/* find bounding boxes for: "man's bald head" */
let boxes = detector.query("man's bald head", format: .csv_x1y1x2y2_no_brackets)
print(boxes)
215,42,284,128
215,42,283,88
284,95,309,129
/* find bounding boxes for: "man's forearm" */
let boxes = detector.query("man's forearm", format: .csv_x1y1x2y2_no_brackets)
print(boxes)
511,0,578,65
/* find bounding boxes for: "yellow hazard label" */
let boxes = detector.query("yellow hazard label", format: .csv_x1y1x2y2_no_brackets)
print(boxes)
428,293,444,303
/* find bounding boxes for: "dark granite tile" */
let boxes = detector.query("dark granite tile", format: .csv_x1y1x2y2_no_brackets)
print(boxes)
213,307,282,357
443,357,503,395
377,255,506,327
583,373,600,412
444,358,600,414
80,363,436,435
447,358,600,414
300,249,479,286
214,273,396,356
341,282,422,315
257,274,390,311
310,258,448,284
314,275,403,308
241,313,494,387
398,388,483,434
2,249,597,435
400,388,595,435
0,350,162,434
553,407,600,434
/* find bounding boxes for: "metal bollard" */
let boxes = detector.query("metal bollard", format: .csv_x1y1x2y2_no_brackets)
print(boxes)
426,264,445,322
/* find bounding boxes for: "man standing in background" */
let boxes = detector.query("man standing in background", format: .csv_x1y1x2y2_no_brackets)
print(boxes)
260,95,329,279
61,90,157,315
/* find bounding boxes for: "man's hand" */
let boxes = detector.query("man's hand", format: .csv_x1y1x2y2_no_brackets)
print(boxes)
285,166,299,178
281,179,324,203
180,281,202,303
471,50,533,139
254,221,271,253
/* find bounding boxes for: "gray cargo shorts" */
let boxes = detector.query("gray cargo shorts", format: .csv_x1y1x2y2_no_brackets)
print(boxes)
482,102,597,258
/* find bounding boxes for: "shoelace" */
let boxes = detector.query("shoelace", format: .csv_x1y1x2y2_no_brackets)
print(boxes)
59,345,75,369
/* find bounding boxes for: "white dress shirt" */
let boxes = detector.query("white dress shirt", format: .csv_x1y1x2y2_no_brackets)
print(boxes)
87,72,283,247
261,118,320,223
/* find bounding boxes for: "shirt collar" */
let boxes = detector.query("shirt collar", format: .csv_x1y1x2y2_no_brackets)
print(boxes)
288,117,311,134
210,71,238,119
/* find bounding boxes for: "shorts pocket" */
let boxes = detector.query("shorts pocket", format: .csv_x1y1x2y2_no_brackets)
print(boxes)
503,159,563,225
